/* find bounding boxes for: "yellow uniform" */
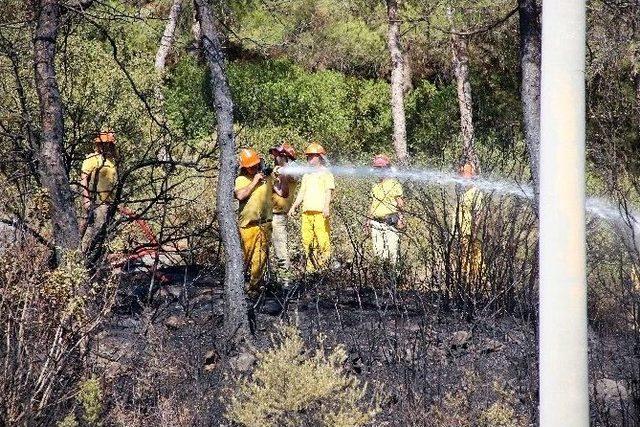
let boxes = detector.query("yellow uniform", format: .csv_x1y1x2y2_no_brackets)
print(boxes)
236,175,273,227
299,169,335,213
298,168,335,272
81,154,117,254
369,178,403,264
272,179,298,214
369,178,403,219
457,186,483,282
236,175,274,292
81,153,117,203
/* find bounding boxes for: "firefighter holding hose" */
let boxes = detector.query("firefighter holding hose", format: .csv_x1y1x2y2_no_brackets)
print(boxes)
289,142,335,274
80,131,118,255
234,148,274,295
269,142,298,288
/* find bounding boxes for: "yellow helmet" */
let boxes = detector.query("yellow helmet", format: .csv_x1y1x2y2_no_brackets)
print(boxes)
304,142,326,155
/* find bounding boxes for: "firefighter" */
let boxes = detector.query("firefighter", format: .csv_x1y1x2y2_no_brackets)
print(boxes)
269,142,298,287
234,148,274,294
288,142,335,273
80,131,118,255
366,154,404,265
456,161,484,283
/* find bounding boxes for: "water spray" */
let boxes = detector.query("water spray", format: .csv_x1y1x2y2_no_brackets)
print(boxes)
281,162,640,228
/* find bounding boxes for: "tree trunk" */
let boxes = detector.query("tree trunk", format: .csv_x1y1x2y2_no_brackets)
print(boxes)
632,3,640,116
518,0,542,210
194,0,251,345
402,50,413,92
386,0,408,164
451,35,476,167
33,0,81,254
448,8,477,168
191,7,202,50
155,0,183,74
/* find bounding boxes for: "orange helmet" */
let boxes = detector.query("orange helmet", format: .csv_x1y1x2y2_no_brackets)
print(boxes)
95,131,115,144
239,148,260,168
372,154,391,168
269,142,297,160
305,142,326,155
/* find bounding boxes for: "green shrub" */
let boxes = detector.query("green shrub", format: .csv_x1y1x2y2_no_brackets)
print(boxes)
164,55,216,141
428,373,528,427
57,414,79,427
226,324,381,427
78,377,103,426
42,251,89,318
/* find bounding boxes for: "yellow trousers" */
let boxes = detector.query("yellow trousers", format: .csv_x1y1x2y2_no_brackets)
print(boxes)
239,222,272,292
301,211,331,273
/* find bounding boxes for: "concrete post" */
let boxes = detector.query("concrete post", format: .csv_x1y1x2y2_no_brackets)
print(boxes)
539,0,588,425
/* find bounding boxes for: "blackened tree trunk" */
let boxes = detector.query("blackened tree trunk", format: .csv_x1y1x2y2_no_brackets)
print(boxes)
33,0,81,254
634,60,640,112
386,0,408,164
155,0,183,74
518,0,542,209
448,8,477,168
194,0,251,344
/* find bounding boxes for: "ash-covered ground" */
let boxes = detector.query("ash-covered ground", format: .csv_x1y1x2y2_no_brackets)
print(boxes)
92,265,637,426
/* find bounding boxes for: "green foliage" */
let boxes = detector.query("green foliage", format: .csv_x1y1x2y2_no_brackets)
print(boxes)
164,55,215,141
236,125,308,154
42,251,89,315
406,81,459,157
430,0,514,32
226,59,392,157
57,2,162,160
78,377,104,426
231,0,386,75
56,377,104,427
428,373,529,427
226,324,381,427
57,414,79,427
229,60,352,146
165,51,522,163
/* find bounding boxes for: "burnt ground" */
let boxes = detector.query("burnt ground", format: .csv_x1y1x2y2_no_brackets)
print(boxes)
91,265,638,426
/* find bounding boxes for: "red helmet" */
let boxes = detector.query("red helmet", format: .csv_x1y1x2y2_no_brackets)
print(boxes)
269,142,297,160
95,131,116,144
372,154,391,168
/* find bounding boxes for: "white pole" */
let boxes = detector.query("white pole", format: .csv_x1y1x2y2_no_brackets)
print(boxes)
539,0,588,425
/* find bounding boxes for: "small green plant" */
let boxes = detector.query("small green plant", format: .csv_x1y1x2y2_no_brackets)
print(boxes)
78,377,103,426
478,381,528,427
56,377,104,427
478,401,519,427
225,324,381,427
428,373,528,427
41,251,89,320
57,413,78,427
